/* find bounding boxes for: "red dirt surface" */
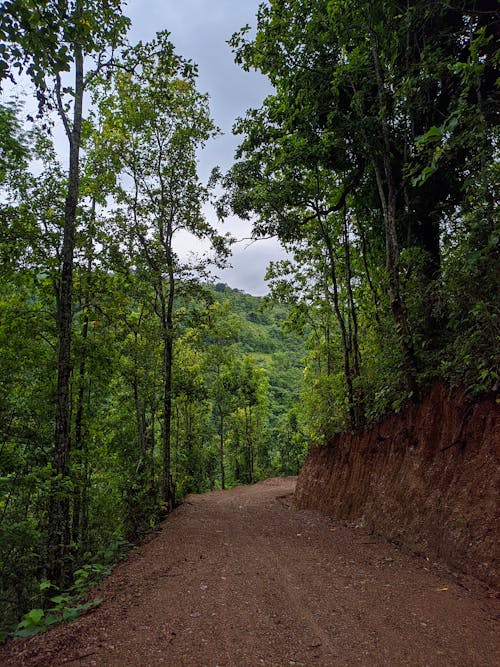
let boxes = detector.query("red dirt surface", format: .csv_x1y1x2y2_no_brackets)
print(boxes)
295,385,499,587
1,477,497,666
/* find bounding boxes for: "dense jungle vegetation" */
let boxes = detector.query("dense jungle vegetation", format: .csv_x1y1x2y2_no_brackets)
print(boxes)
0,0,498,640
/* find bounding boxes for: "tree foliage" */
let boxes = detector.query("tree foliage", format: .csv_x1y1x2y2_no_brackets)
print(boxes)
224,0,499,433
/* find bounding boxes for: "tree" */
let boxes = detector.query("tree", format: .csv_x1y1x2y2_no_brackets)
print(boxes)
172,331,211,495
1,0,130,586
225,0,498,420
229,356,270,484
97,31,227,508
202,301,241,489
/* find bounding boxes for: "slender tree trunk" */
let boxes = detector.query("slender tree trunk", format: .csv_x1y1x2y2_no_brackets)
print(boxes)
80,459,90,554
48,33,84,587
132,309,147,469
322,265,333,377
244,406,254,484
133,364,147,466
368,4,417,392
373,155,417,392
72,196,96,554
71,301,89,552
185,402,193,480
343,209,364,425
319,219,355,427
356,214,382,326
219,408,225,490
343,210,361,378
159,263,175,510
148,403,156,490
174,405,180,475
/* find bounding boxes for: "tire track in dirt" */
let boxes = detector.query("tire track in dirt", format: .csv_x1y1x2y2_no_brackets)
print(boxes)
1,477,497,666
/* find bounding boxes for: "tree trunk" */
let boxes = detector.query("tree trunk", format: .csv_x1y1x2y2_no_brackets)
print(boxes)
71,302,89,553
219,408,225,490
160,265,175,510
343,210,361,378
132,310,147,470
356,214,382,326
72,196,96,555
322,266,333,377
319,219,356,427
245,406,254,484
368,4,417,392
48,33,84,587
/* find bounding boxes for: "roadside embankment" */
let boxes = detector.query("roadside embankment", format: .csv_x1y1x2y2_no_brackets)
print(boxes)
295,385,499,586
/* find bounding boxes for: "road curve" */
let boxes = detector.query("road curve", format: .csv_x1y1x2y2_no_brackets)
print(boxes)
1,477,497,666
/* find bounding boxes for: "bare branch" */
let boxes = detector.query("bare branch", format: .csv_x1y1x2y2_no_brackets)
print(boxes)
54,73,72,142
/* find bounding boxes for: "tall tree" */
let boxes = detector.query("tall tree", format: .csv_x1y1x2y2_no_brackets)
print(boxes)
98,32,227,508
203,301,241,489
0,0,130,585
227,0,498,393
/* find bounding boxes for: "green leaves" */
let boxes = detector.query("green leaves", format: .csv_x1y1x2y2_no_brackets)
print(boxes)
0,101,27,183
11,555,114,638
15,608,45,637
412,114,460,186
416,125,443,144
0,0,130,113
14,597,103,638
39,579,52,592
228,0,498,434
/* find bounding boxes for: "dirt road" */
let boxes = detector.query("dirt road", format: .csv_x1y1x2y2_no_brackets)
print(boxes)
2,478,497,666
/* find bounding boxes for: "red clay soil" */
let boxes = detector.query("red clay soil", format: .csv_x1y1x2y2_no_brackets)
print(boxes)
295,385,499,587
1,477,497,666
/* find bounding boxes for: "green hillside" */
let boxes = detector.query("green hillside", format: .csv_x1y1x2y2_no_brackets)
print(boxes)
212,283,306,427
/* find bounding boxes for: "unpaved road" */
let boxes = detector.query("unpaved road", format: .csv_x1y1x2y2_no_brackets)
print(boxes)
2,477,497,666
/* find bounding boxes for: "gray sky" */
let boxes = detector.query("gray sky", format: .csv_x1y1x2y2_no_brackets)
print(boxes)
125,0,286,295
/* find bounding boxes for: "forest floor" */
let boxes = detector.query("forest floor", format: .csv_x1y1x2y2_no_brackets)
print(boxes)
1,477,498,666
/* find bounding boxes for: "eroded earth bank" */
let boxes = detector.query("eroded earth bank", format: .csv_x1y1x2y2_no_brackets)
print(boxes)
295,384,499,587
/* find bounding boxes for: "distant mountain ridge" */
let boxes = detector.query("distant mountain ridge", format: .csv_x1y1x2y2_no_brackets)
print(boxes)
211,282,306,425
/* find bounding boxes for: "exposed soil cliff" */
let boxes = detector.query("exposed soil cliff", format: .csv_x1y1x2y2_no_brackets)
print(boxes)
294,385,499,587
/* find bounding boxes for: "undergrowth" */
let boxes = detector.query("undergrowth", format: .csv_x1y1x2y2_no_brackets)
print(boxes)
10,535,130,640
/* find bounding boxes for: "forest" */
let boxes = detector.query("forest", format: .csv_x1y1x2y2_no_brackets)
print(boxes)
0,0,498,642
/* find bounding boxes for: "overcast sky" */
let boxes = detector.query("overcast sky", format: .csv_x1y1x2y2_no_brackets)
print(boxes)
125,0,286,295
